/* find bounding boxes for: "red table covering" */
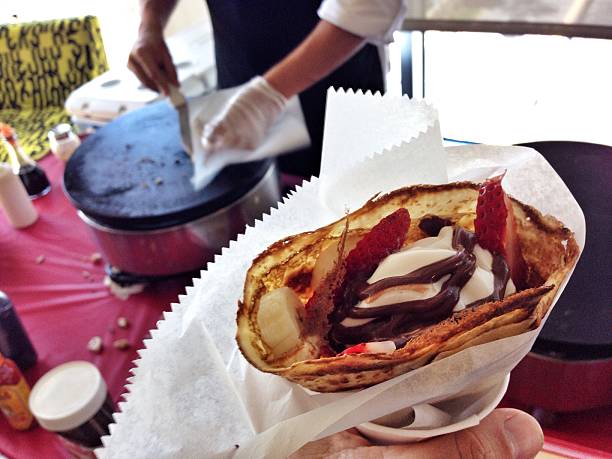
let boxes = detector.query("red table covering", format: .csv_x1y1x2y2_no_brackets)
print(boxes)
0,155,189,458
0,155,610,458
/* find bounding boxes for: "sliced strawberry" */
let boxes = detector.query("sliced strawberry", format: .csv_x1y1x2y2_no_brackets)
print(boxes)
339,343,367,355
304,208,410,349
344,207,411,279
328,208,410,328
339,341,396,356
475,173,527,288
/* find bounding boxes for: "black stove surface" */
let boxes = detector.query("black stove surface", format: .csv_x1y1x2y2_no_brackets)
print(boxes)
105,264,199,287
520,141,612,360
64,100,272,231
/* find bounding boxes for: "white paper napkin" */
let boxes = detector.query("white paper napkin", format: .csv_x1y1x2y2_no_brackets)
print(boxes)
188,88,311,190
319,89,446,215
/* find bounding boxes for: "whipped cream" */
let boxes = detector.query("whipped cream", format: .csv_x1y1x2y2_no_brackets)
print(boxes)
341,226,515,328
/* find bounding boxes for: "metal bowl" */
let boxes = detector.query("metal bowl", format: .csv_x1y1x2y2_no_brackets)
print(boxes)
77,164,279,276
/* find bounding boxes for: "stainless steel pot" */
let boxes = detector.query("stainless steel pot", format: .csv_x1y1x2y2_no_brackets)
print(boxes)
78,164,280,276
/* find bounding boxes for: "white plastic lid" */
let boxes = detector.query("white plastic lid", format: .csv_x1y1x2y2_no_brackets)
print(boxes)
29,361,108,432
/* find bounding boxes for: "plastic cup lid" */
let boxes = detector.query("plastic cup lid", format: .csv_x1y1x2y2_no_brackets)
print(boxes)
29,361,108,432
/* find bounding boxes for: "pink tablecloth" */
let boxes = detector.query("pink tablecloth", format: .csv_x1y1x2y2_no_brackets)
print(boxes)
0,155,189,458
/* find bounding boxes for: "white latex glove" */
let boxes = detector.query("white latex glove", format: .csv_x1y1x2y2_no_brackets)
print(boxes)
201,76,287,153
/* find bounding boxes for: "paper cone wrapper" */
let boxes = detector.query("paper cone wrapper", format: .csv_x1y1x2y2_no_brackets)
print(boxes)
99,90,584,459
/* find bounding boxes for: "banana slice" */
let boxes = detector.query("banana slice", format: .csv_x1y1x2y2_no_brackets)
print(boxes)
311,235,360,290
311,241,340,290
257,287,303,356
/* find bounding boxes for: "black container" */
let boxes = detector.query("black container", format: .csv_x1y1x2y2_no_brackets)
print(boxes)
18,164,51,199
2,132,51,199
29,361,115,459
0,291,37,370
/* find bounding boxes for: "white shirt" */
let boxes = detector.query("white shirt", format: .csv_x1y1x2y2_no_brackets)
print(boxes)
318,0,407,45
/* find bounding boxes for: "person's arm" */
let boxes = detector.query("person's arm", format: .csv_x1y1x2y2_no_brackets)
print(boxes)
202,1,405,154
264,20,365,99
128,0,180,95
202,20,364,153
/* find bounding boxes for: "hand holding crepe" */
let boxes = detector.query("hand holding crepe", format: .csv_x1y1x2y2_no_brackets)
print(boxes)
289,408,543,459
237,177,579,392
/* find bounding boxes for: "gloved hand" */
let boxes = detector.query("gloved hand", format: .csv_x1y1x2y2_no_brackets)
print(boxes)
201,76,287,153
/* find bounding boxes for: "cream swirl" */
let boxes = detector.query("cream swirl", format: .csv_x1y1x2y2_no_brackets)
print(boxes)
330,225,515,348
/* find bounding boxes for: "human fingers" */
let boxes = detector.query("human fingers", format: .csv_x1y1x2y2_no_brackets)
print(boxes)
159,41,179,87
201,121,256,152
129,35,174,94
129,42,162,93
199,76,287,154
137,50,169,95
201,121,227,153
326,409,543,459
289,429,370,458
127,56,159,92
201,109,256,153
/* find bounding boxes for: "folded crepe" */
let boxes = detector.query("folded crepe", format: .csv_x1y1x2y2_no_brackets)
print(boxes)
236,181,579,392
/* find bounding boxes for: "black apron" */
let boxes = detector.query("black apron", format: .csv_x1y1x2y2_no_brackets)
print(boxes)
206,1,385,177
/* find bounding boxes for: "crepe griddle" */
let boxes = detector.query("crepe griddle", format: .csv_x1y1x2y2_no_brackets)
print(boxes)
64,100,272,231
521,141,612,360
505,141,612,414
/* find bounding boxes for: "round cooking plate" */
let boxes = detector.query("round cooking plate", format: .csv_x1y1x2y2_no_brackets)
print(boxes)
520,141,612,360
64,100,272,231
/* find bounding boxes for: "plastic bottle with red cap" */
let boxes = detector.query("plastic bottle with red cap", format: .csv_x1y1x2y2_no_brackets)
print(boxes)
0,123,51,199
0,354,34,430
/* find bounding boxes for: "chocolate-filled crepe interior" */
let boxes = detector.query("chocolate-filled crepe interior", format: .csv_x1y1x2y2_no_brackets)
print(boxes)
237,182,579,392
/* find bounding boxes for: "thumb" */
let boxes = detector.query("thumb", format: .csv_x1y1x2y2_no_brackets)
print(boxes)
332,409,543,459
409,408,544,459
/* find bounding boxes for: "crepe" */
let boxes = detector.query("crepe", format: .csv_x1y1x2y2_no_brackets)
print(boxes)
236,182,579,392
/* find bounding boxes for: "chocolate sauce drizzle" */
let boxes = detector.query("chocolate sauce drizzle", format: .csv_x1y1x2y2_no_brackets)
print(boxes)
328,226,510,350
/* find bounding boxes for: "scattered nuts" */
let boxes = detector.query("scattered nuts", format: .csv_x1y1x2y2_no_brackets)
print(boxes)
113,338,130,350
117,317,129,329
90,252,103,265
87,336,103,354
36,255,45,264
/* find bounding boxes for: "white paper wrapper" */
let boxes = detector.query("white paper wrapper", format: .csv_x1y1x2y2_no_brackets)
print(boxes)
369,402,453,431
357,374,509,444
99,90,584,459
188,88,310,190
319,89,446,215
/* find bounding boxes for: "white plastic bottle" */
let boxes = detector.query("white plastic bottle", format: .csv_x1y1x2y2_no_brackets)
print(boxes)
0,163,38,228
48,124,81,162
